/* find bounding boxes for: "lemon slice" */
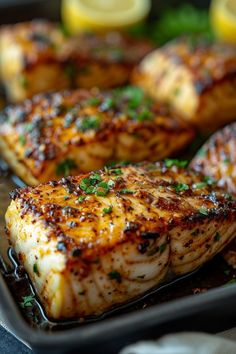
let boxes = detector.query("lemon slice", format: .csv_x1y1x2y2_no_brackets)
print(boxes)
61,0,151,34
210,0,236,44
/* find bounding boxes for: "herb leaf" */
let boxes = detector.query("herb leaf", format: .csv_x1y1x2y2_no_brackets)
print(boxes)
108,270,122,283
164,159,188,168
56,158,77,177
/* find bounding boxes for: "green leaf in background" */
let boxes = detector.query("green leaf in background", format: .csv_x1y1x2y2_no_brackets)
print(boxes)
130,4,214,45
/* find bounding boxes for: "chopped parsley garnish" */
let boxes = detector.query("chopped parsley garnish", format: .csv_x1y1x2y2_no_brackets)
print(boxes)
79,173,114,197
56,158,77,177
199,206,208,216
225,278,236,286
119,189,134,195
103,206,113,215
159,243,167,253
76,196,86,203
85,97,101,106
164,159,188,168
100,97,115,111
173,87,181,96
19,134,26,146
64,195,70,200
108,270,122,283
203,176,215,186
193,176,215,189
95,181,110,196
20,295,35,308
214,232,221,242
174,183,189,193
193,182,207,189
76,115,101,132
110,168,123,176
33,263,39,276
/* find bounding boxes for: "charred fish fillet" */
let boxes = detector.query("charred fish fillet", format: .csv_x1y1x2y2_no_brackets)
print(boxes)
132,37,236,131
191,123,236,268
191,122,236,195
5,162,236,319
0,87,194,185
0,20,153,102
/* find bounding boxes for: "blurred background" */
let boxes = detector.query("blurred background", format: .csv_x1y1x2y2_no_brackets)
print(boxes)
0,0,211,24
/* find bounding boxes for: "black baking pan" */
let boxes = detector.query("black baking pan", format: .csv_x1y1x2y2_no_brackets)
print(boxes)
1,0,236,353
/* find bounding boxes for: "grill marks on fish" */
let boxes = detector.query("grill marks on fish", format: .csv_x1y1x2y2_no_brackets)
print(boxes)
5,162,236,318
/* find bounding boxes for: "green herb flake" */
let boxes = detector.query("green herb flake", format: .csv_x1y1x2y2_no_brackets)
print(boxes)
110,168,122,176
159,243,167,253
33,263,40,276
20,295,35,308
193,182,207,189
76,115,101,132
203,176,215,186
214,232,221,242
199,206,208,216
103,206,113,215
100,97,115,110
85,97,101,106
95,181,109,197
164,159,188,168
174,183,189,193
19,134,26,146
76,196,86,203
173,87,181,96
64,195,70,200
137,274,146,279
119,189,134,195
56,158,77,177
108,270,122,283
225,278,236,286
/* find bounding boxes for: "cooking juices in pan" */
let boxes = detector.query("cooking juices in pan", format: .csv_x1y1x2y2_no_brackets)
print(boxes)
0,166,236,330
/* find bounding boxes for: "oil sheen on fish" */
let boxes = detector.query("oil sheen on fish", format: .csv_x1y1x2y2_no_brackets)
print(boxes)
5,162,236,319
0,87,194,185
132,37,236,132
0,20,153,102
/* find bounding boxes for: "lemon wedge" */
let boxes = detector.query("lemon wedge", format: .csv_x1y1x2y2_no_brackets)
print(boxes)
210,0,236,44
61,0,151,34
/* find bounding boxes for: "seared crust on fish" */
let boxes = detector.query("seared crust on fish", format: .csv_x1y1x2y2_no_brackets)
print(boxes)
0,20,153,102
191,122,236,195
5,162,236,319
191,123,236,268
132,37,236,131
0,87,194,185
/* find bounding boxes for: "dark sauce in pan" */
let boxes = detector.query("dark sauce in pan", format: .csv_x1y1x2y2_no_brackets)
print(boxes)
0,158,236,332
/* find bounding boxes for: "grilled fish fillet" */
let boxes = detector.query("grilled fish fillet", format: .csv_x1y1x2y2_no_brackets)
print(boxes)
5,162,236,319
0,20,153,102
132,37,236,132
191,123,236,268
191,122,236,195
0,87,194,185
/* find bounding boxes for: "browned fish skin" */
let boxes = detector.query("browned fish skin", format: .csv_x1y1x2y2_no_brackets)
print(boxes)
132,37,236,131
0,20,153,102
5,162,236,318
191,123,236,268
0,87,194,185
191,122,236,195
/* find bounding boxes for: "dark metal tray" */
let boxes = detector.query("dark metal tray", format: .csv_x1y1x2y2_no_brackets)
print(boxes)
1,0,236,353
